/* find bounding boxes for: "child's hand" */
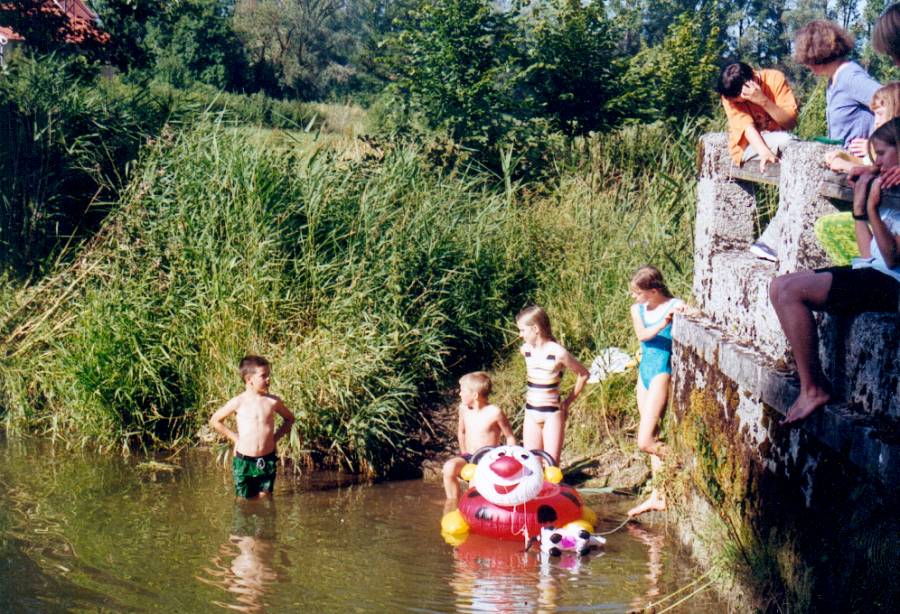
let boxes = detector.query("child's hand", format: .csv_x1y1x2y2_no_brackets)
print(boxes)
848,138,869,159
879,165,900,190
739,80,768,106
559,397,572,419
867,177,883,214
758,148,778,173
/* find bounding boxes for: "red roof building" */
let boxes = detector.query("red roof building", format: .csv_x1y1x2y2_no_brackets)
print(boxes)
0,0,108,47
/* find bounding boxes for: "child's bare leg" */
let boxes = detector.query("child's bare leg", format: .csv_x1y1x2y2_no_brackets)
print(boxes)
628,490,666,517
442,457,467,500
541,411,566,466
636,375,669,458
523,412,544,453
630,377,668,517
769,271,833,422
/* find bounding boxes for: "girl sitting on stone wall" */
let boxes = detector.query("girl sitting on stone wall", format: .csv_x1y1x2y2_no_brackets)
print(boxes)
770,118,900,423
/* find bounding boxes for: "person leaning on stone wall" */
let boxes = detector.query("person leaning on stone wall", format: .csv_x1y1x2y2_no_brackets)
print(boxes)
715,62,799,262
793,19,882,174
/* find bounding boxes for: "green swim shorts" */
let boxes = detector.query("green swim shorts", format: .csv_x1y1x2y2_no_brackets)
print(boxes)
232,451,278,498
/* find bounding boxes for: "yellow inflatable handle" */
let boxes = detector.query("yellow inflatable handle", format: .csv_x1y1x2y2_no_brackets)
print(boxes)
460,463,477,482
544,466,563,484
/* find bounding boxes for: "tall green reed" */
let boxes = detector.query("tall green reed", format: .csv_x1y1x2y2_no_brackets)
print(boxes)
0,119,531,472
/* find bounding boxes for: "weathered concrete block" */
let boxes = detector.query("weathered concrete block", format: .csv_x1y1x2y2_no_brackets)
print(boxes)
703,251,789,360
693,178,757,309
777,142,836,274
819,312,900,418
672,314,900,484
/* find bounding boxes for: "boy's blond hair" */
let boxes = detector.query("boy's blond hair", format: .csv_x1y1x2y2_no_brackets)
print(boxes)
239,355,270,382
460,371,492,398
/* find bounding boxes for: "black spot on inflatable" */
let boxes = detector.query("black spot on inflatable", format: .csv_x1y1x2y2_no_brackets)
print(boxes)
537,505,558,523
467,490,480,498
560,490,581,508
475,507,494,521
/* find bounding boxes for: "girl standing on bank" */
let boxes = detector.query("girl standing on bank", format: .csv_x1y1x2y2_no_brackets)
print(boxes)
516,306,589,466
628,266,683,517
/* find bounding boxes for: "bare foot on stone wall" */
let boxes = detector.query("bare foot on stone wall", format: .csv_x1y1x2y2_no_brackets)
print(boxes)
783,386,831,424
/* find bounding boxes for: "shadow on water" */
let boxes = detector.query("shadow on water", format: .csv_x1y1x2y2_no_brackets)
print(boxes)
0,438,725,612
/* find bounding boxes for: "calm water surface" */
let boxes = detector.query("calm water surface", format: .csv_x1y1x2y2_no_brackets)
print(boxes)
0,438,723,612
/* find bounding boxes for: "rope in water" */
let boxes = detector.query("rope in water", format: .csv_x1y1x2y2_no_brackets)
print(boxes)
597,516,631,536
639,567,716,612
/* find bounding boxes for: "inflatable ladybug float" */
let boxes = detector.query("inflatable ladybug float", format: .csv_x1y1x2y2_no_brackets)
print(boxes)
440,445,604,554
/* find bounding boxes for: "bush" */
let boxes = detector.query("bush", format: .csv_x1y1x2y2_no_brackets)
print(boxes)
0,121,532,473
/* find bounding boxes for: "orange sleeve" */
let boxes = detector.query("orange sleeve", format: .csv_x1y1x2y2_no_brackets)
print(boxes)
760,69,798,125
721,96,753,165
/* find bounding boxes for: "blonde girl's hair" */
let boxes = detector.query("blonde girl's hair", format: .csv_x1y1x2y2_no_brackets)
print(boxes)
516,305,555,341
630,265,674,298
871,82,900,126
459,371,492,398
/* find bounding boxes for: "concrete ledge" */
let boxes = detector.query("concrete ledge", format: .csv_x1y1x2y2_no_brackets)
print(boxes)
674,313,900,485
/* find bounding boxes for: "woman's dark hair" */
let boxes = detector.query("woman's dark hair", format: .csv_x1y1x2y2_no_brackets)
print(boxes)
715,62,754,98
869,117,900,158
794,20,854,66
874,4,900,65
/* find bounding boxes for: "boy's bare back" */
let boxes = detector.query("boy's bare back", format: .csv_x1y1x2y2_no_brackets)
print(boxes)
459,403,515,453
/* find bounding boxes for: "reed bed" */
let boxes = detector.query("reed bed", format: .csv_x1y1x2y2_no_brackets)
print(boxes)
0,119,530,473
489,119,703,456
0,112,703,472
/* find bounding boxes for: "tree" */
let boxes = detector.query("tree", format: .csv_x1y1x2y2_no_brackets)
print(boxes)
615,9,724,122
384,0,529,147
145,0,247,89
526,0,624,134
233,0,360,99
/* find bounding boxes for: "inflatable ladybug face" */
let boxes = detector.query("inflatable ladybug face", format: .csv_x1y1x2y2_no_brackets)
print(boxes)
472,445,547,506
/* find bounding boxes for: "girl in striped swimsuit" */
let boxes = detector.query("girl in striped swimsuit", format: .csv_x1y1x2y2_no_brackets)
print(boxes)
516,306,589,465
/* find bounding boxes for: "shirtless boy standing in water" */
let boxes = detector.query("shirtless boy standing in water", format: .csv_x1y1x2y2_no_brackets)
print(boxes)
442,371,516,501
210,355,296,499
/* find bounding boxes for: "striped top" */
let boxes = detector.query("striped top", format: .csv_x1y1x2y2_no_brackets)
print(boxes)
522,342,564,412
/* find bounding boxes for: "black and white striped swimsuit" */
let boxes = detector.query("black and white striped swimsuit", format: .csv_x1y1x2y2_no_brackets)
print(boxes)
522,343,563,413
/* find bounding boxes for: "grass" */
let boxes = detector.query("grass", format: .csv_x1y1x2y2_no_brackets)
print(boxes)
0,117,531,473
0,100,705,473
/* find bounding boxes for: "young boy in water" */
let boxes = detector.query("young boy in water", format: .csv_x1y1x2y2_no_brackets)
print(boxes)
442,371,516,501
210,355,296,499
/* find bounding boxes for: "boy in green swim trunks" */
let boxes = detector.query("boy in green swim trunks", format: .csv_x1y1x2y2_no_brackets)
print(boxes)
210,355,296,498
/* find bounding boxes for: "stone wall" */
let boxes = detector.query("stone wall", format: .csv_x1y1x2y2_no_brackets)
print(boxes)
668,134,900,611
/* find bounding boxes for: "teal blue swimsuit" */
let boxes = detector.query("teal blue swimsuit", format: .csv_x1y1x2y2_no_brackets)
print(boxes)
638,300,679,389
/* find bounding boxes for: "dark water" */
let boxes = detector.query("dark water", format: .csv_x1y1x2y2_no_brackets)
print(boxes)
0,438,724,613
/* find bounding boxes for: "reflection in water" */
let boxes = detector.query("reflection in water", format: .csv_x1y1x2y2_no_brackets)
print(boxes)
451,535,558,613
197,499,279,613
627,523,665,612
0,441,727,612
449,533,609,613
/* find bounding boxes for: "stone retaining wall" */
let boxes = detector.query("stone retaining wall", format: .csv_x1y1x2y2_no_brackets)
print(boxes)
668,134,900,611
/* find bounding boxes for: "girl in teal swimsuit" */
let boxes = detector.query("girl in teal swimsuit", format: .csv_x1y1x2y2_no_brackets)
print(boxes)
628,266,683,518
